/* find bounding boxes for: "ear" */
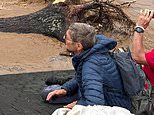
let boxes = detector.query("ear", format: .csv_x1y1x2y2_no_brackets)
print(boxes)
76,42,83,51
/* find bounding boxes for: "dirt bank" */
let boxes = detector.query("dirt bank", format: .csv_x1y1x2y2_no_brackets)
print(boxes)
120,0,154,51
0,0,153,75
0,0,73,75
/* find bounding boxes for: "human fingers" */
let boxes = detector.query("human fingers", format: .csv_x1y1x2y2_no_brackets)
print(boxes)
149,10,154,18
140,9,144,16
145,9,150,17
137,9,146,26
143,9,153,19
144,9,149,16
137,9,153,28
46,89,67,101
46,92,55,101
63,101,76,109
63,103,73,109
140,9,150,18
144,9,153,24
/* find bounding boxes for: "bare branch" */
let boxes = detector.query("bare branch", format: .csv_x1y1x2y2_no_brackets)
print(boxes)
119,0,136,7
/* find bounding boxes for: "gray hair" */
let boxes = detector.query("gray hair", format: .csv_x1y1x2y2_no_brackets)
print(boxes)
68,23,96,50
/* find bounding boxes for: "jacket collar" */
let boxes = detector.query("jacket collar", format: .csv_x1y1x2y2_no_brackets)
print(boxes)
72,34,117,70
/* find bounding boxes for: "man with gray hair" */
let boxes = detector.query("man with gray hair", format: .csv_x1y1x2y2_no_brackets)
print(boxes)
45,23,132,111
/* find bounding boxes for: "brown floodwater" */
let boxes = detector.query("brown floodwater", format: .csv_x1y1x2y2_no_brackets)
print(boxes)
120,0,154,50
0,0,153,75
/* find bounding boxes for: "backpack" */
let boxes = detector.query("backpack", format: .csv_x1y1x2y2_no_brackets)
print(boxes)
110,49,153,114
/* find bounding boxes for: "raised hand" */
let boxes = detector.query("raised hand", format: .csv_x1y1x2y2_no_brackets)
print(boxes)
137,9,154,29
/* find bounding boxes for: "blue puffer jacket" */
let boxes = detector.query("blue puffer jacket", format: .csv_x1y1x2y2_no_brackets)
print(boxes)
62,35,132,111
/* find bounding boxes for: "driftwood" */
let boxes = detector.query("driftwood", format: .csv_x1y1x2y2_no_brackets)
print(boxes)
0,3,69,42
117,0,136,7
0,1,135,42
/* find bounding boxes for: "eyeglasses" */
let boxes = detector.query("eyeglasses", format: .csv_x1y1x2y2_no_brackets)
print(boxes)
63,35,66,40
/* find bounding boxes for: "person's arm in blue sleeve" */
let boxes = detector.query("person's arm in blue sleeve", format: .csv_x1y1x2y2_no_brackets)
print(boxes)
77,58,105,106
61,77,78,95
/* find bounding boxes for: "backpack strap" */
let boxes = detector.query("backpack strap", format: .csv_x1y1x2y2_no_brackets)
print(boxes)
103,83,126,95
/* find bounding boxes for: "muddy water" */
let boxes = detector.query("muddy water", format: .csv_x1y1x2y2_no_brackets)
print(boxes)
0,0,153,75
0,0,73,75
119,0,154,51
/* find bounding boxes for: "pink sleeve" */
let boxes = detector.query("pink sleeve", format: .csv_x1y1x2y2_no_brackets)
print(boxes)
145,49,154,69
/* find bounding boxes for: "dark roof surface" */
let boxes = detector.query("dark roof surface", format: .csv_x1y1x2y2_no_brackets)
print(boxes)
0,70,74,115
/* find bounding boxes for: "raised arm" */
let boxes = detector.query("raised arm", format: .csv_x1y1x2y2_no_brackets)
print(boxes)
132,9,154,65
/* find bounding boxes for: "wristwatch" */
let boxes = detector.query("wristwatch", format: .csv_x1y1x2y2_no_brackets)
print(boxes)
134,26,144,33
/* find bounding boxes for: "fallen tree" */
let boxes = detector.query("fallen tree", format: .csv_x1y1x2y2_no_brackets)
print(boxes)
0,0,135,42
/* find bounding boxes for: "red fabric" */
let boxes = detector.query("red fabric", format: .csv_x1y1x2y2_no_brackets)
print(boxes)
144,82,149,90
142,49,154,86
